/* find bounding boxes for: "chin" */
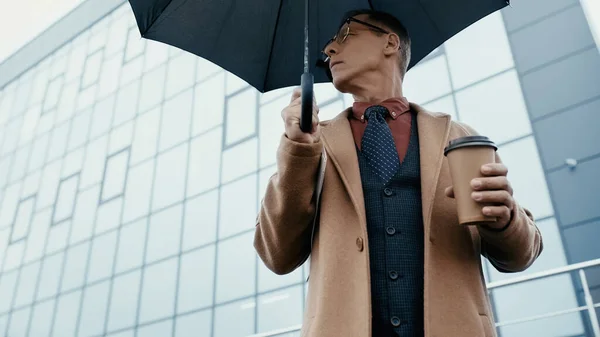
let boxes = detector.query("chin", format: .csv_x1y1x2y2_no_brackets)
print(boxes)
331,73,351,94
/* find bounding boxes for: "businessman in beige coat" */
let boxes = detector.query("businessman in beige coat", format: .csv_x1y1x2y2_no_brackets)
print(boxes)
254,9,543,337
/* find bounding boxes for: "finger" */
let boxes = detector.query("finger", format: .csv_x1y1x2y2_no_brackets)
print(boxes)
482,205,511,221
471,176,513,195
472,190,513,207
445,186,455,198
291,87,302,103
481,163,508,177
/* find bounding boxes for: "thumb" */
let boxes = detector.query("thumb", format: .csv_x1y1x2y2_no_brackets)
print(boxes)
445,186,455,199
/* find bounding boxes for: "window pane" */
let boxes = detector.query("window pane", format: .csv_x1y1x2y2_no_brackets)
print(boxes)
28,299,54,337
455,70,531,144
7,306,30,337
124,26,146,62
45,220,70,254
120,53,144,86
403,56,452,104
61,241,90,292
225,88,256,146
177,245,215,313
62,149,84,179
123,160,154,223
95,197,123,235
221,138,257,184
36,252,64,301
219,174,257,239
214,298,255,337
166,52,196,99
98,52,122,98
258,95,287,168
107,269,141,332
24,209,51,263
138,319,173,337
68,109,93,153
496,137,554,219
196,58,222,83
102,148,130,202
131,107,160,165
160,89,193,151
138,64,165,114
0,183,20,228
144,40,169,72
146,204,183,263
226,72,249,95
444,12,514,89
28,133,50,172
69,186,100,245
187,128,222,196
87,230,118,283
175,310,212,337
3,240,24,271
107,330,135,337
53,173,80,224
115,218,147,273
0,270,18,313
193,73,225,136
258,257,303,293
139,257,177,323
421,94,457,121
78,280,110,337
11,196,35,242
152,144,188,210
182,190,218,250
43,75,65,112
318,99,344,122
216,232,255,303
52,290,81,337
81,49,104,89
14,261,41,307
257,286,303,333
113,81,140,127
91,94,116,139
109,120,134,153
80,135,109,189
47,121,70,162
9,145,30,184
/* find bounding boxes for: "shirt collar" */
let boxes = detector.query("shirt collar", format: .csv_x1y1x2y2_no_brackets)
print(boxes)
351,97,411,123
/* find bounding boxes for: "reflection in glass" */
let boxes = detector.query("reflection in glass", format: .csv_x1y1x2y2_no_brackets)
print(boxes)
258,286,304,333
214,298,255,337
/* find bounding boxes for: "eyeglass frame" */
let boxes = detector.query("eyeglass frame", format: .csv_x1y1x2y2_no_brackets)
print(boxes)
321,17,391,62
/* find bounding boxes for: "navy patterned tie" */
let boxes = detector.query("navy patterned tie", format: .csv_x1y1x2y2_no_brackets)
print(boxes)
361,105,400,185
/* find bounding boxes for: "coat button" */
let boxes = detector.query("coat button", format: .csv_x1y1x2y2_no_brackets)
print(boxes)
391,316,401,327
356,237,364,251
383,188,393,196
389,270,399,280
386,227,396,235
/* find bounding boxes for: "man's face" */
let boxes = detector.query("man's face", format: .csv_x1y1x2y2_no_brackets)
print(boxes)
323,15,391,91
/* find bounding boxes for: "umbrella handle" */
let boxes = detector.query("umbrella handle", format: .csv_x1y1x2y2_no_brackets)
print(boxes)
300,72,314,133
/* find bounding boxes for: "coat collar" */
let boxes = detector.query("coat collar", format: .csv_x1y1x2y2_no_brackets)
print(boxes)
320,102,451,234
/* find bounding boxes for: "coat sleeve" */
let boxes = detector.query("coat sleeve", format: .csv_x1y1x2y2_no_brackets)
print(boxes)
253,133,323,275
455,122,544,273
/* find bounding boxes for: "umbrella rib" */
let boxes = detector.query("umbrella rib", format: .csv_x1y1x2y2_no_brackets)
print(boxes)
142,0,175,36
262,0,285,91
416,0,442,40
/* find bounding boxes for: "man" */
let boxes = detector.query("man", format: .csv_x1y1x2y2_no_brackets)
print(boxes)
254,9,543,337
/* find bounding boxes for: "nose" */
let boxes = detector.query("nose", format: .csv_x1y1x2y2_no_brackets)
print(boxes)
324,43,338,62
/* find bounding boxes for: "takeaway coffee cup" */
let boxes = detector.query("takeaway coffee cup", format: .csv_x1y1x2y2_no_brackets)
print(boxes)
444,136,498,226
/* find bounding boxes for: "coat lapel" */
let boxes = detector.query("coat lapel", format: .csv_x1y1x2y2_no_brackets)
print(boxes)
412,103,451,236
320,108,367,226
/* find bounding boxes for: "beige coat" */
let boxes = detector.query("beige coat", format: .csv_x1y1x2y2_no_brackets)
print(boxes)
254,103,543,337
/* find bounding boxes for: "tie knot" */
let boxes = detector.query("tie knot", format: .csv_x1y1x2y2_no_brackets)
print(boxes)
364,105,389,121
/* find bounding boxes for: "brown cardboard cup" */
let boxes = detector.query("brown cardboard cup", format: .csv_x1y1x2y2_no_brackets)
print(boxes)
444,136,498,226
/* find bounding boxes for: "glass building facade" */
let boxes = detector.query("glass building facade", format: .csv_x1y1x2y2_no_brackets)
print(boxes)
0,0,599,336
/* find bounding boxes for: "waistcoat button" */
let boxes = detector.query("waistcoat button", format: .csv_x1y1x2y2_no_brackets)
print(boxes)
356,237,364,251
391,316,401,327
383,188,393,196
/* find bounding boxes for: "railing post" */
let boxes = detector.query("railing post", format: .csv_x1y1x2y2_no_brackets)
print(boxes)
579,269,600,337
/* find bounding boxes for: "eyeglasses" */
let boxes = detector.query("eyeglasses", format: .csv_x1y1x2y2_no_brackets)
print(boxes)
321,17,390,62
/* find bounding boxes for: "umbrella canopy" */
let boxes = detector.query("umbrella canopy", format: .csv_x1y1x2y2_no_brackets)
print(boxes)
128,0,509,93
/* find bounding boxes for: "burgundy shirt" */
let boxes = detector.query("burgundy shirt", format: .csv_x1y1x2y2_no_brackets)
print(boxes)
350,97,412,163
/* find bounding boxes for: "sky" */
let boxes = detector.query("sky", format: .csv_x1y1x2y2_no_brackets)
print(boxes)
0,0,599,65
0,0,83,63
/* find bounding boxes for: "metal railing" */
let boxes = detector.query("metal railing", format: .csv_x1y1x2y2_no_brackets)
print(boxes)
247,258,600,337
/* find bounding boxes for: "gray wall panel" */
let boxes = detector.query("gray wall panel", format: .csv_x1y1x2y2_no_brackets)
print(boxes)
547,157,600,227
521,48,600,120
502,0,578,32
509,5,596,73
534,98,600,170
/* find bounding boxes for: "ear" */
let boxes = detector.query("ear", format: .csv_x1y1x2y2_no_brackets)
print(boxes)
383,33,401,56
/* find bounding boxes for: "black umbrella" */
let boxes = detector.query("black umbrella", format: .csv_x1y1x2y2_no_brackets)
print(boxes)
128,0,509,132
